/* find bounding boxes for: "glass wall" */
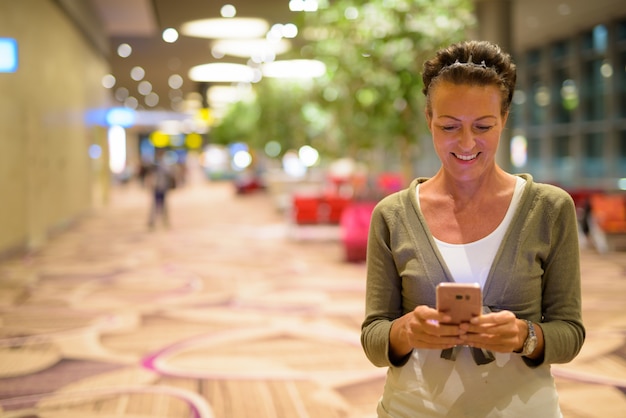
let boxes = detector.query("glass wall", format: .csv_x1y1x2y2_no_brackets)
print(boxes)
525,136,542,176
551,42,574,124
582,132,606,178
619,130,626,174
620,49,626,118
513,18,626,190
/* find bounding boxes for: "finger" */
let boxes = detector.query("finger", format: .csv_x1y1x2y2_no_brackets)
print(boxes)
460,329,519,351
470,311,516,325
406,322,463,348
409,334,463,349
414,305,452,324
462,323,517,339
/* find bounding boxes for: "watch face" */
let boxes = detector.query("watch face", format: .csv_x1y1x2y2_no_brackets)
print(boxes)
523,321,537,356
524,336,537,356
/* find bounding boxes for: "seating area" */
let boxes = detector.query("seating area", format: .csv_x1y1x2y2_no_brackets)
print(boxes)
340,202,378,263
590,193,626,234
288,171,403,262
290,191,373,262
292,193,352,225
580,192,626,253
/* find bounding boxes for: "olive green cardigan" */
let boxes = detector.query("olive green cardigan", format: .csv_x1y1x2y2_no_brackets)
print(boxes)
361,174,585,368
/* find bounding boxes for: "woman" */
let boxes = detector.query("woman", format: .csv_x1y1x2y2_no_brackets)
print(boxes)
361,40,585,417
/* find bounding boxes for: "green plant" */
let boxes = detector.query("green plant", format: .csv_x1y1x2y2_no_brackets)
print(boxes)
212,0,476,181
300,0,476,180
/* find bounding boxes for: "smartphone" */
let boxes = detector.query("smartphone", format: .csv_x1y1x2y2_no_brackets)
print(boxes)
436,282,482,325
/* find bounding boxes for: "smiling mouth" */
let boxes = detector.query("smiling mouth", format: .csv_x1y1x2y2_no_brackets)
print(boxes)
453,153,478,161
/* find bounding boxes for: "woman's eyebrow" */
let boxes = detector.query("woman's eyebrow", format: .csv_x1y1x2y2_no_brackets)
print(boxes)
436,115,498,121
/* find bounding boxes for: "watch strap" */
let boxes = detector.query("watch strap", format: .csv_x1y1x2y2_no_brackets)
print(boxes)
521,320,537,356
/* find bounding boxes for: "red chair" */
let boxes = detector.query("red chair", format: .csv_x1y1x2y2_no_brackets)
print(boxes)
324,195,352,224
340,202,377,262
590,194,626,233
293,195,321,224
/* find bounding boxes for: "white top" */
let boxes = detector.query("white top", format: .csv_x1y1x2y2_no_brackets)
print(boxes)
378,176,562,418
430,176,526,289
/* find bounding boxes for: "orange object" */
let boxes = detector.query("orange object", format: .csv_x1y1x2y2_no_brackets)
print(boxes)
590,194,626,233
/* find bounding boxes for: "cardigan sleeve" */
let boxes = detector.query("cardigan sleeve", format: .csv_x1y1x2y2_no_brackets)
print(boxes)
360,195,410,368
533,185,586,366
487,180,586,367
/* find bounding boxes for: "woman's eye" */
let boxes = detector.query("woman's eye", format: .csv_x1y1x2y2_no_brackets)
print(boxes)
441,125,457,132
475,125,493,132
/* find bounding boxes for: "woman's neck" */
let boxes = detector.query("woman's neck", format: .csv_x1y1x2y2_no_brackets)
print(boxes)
428,166,514,203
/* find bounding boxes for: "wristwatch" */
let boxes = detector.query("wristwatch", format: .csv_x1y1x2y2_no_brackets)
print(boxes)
518,320,537,356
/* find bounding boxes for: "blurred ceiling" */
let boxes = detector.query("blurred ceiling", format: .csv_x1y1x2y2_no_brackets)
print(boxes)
90,0,300,114
87,0,626,115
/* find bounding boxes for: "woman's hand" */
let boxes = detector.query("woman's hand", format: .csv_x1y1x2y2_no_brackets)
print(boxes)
389,305,465,362
390,308,544,363
458,310,526,353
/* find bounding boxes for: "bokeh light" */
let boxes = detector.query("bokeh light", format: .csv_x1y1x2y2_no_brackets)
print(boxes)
233,150,252,170
117,43,132,58
186,133,203,149
150,131,170,148
264,141,281,158
108,126,126,174
298,145,319,167
162,28,179,43
88,144,102,159
101,74,116,89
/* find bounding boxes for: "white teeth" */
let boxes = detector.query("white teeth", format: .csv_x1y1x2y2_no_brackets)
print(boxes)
455,153,477,161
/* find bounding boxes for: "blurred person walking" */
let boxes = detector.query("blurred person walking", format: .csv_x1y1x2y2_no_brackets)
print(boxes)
145,148,177,229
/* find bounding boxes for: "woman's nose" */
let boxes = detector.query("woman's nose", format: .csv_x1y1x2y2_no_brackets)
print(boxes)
458,128,476,150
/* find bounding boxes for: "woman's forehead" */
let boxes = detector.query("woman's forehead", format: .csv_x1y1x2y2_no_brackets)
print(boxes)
431,82,501,104
430,83,502,118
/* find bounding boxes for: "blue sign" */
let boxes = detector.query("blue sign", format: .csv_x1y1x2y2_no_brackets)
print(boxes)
0,38,18,73
106,107,136,127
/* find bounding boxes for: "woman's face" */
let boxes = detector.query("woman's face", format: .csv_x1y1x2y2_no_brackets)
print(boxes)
426,82,507,182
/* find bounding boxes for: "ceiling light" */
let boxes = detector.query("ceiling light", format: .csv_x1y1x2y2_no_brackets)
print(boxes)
221,4,237,18
162,28,179,43
117,43,132,58
211,39,291,59
282,23,298,38
138,80,152,95
207,85,254,107
115,87,129,101
211,48,226,59
289,0,319,12
169,89,183,100
181,18,269,39
168,74,183,89
130,66,145,81
145,92,159,107
189,63,256,83
101,74,116,89
262,59,326,79
124,96,138,109
267,23,299,40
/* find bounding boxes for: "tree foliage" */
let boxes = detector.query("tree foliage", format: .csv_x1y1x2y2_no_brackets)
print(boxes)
300,0,475,172
212,0,475,177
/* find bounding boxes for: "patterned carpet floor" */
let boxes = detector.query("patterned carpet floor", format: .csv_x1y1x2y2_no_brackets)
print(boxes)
1,164,625,417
